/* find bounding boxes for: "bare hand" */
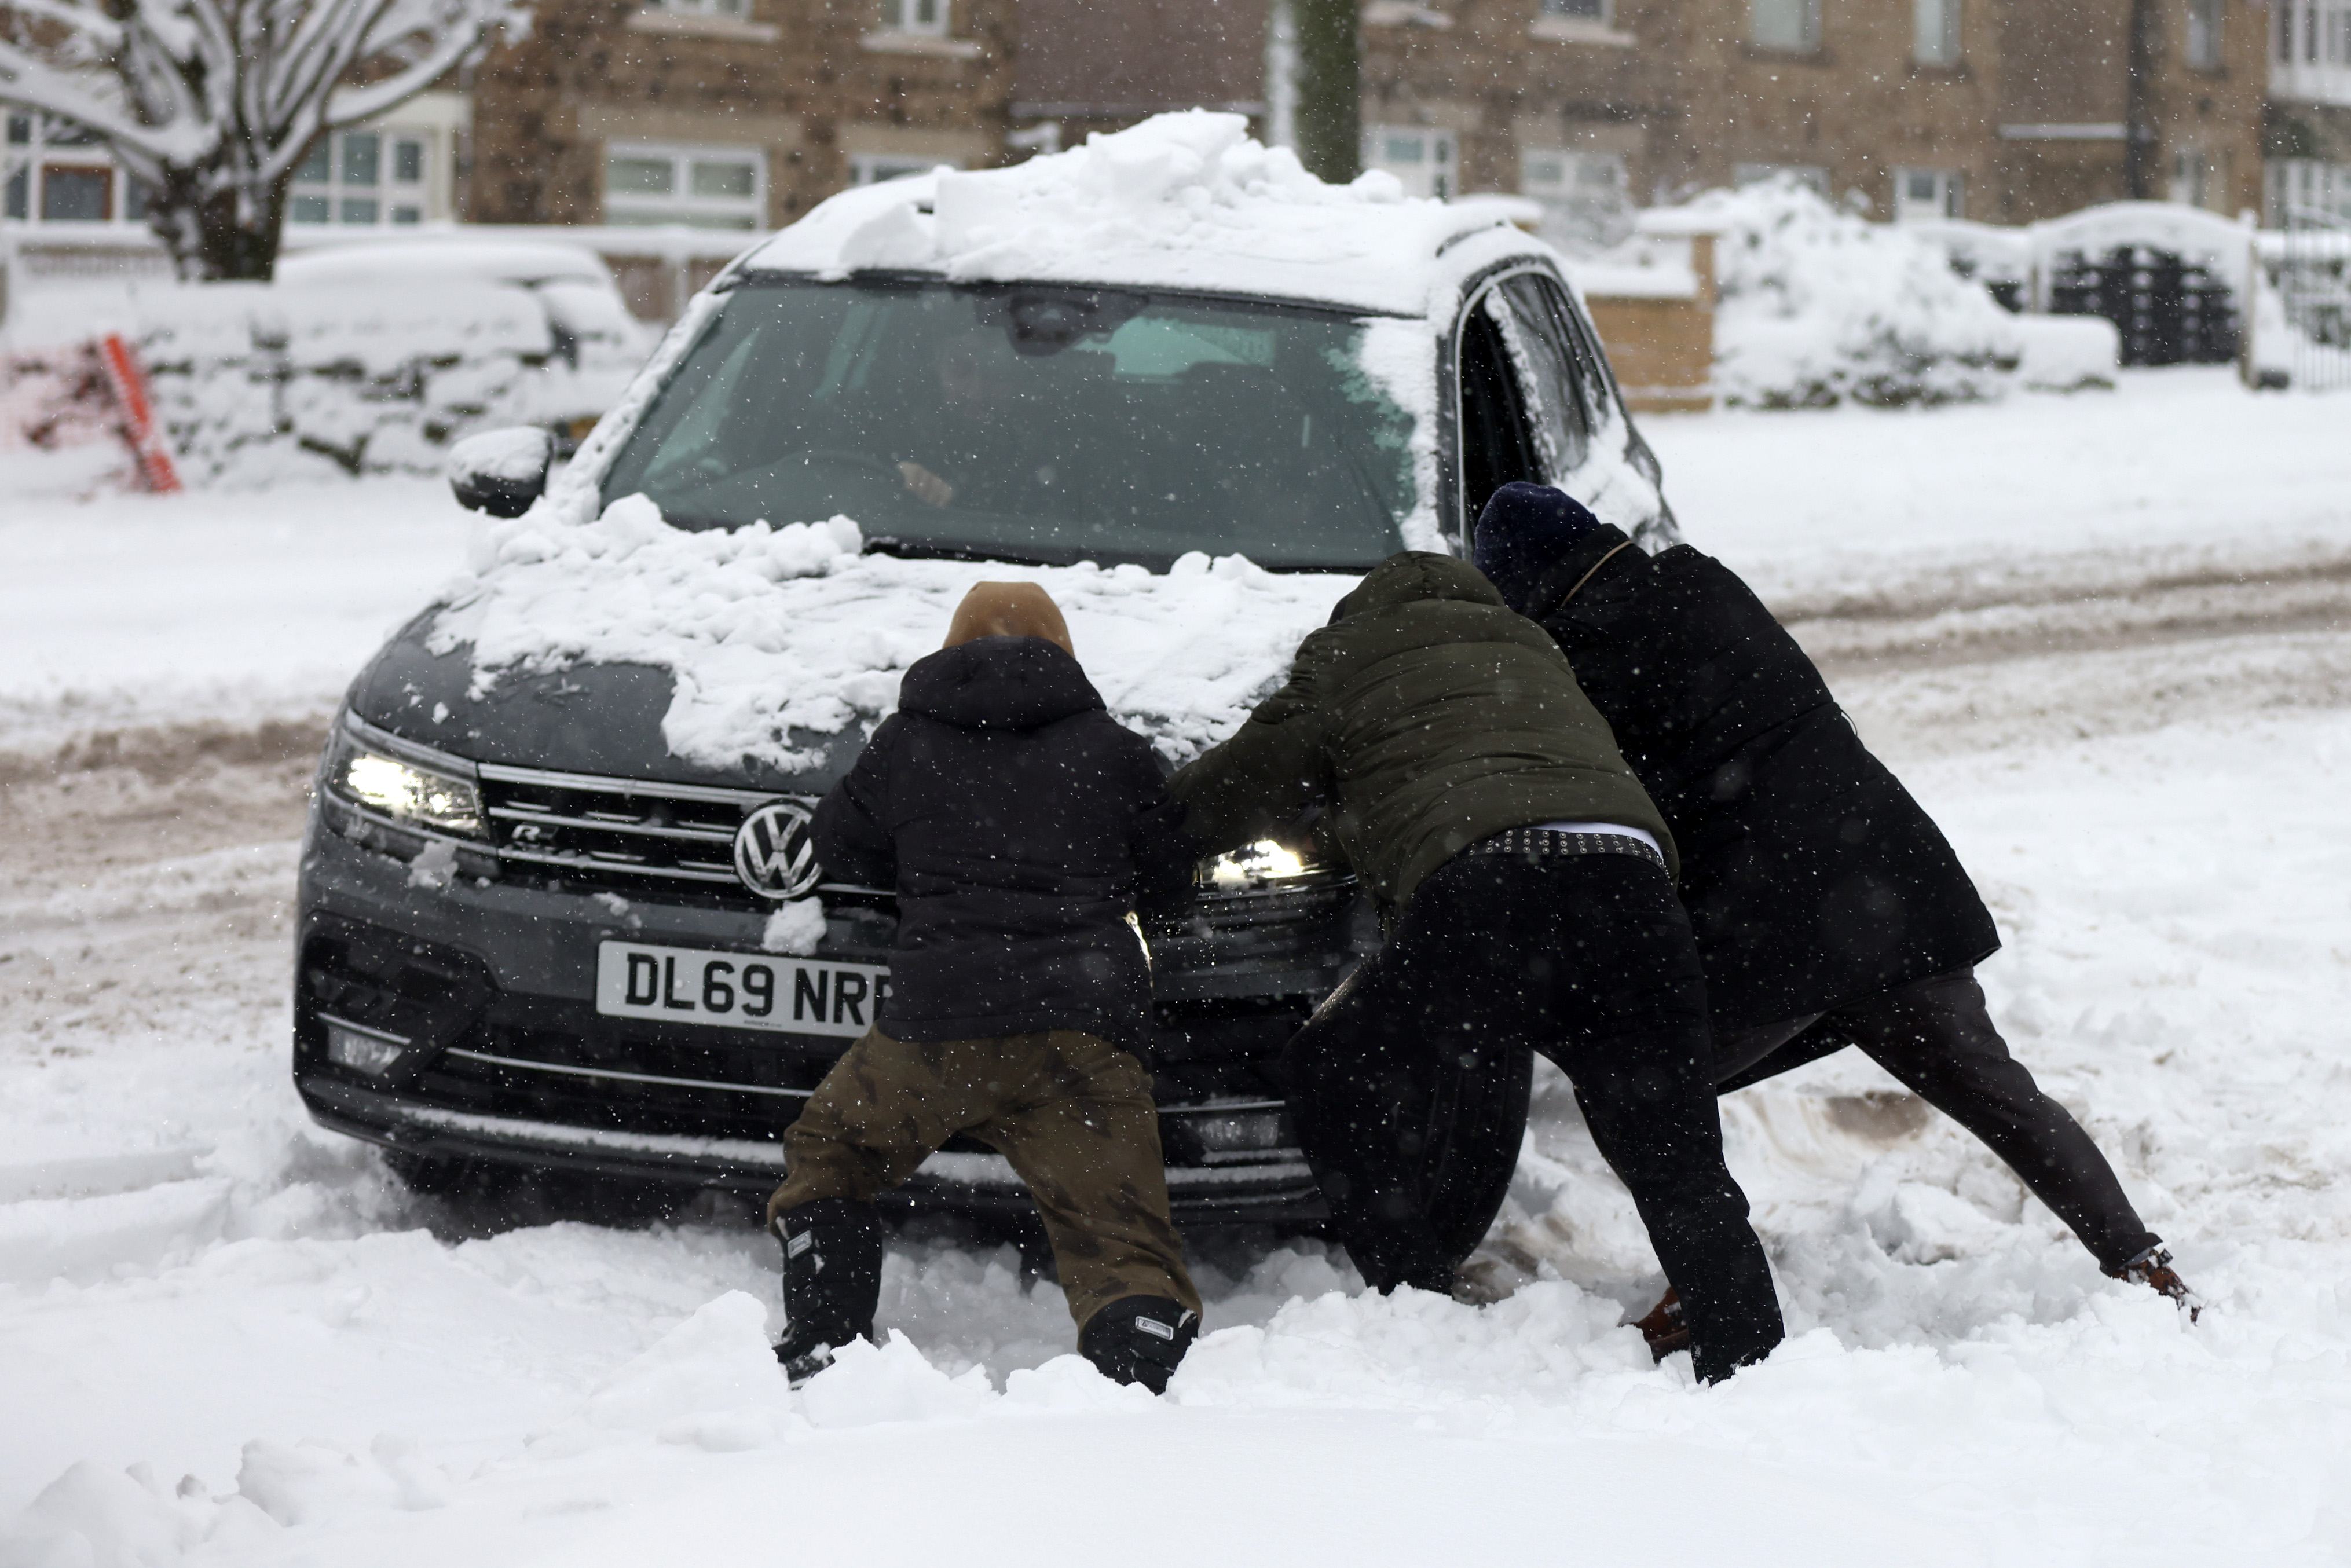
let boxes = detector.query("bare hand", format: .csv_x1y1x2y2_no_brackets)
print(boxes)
898,461,954,508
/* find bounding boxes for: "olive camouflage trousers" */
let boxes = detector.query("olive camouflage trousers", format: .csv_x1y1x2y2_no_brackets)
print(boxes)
766,1027,1202,1330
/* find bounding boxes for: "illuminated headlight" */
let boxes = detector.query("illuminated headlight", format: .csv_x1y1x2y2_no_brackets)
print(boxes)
1200,838,1330,889
325,728,483,837
323,1016,409,1076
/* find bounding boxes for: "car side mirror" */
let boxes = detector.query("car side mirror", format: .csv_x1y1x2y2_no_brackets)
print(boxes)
448,427,554,518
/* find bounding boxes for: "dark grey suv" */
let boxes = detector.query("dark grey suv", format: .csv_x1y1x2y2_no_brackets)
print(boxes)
292,180,1676,1230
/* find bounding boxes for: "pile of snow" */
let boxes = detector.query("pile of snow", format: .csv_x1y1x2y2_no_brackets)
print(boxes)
430,495,1360,770
1683,179,2031,409
745,109,1531,318
3,281,621,487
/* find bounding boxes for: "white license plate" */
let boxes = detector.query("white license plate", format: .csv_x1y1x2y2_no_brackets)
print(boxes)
595,941,889,1039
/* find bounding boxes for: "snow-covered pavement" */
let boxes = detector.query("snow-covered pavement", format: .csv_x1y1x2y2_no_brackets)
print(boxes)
3,369,2349,1566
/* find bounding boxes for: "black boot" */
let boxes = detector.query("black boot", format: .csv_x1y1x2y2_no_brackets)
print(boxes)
1079,1296,1200,1395
772,1197,885,1386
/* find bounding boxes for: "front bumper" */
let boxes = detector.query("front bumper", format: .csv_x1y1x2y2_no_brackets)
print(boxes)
295,797,1357,1226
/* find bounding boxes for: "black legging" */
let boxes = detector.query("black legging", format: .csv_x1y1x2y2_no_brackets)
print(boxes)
1287,848,1785,1383
1716,969,2160,1273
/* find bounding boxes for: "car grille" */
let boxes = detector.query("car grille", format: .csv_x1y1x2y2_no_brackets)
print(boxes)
474,762,800,900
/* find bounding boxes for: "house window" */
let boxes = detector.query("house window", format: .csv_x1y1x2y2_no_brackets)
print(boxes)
849,152,963,185
1521,148,1631,248
1541,0,1607,20
2170,146,2217,209
289,130,429,226
879,0,947,34
649,0,749,13
1894,167,1962,222
1365,126,1458,200
1751,0,1819,53
2268,157,2351,223
1913,0,1960,64
3,112,142,225
1734,162,1829,195
605,144,766,229
2184,0,2224,68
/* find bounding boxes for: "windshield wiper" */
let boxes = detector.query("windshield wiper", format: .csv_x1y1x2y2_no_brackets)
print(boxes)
862,535,1074,569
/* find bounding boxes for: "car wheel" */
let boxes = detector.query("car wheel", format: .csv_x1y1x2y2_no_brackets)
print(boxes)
1284,1030,1532,1292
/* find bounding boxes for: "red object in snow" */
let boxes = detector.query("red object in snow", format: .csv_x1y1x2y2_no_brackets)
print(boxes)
97,333,182,493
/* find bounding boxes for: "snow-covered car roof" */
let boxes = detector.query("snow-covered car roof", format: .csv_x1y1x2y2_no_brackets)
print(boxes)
737,110,1550,318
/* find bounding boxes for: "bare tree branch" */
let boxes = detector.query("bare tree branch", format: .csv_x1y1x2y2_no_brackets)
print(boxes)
0,0,527,279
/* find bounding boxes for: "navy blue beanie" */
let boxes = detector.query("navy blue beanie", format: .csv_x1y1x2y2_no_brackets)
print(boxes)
1473,482,1603,616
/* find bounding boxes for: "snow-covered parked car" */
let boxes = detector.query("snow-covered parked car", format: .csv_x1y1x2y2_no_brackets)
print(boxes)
292,113,1679,1230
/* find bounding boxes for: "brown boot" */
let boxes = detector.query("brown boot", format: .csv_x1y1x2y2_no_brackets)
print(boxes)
2108,1245,2200,1322
1629,1287,1691,1361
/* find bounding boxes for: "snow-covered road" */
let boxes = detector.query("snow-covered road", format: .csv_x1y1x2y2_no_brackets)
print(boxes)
3,369,2349,1566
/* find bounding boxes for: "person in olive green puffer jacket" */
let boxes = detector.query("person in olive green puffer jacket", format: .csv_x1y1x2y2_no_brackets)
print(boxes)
1170,551,1784,1384
1175,552,1677,917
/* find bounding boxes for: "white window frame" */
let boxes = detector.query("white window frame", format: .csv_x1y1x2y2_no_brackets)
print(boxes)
603,141,767,230
2184,0,2224,69
3,111,145,227
2170,144,2215,209
2268,157,2351,222
1751,0,1819,53
646,0,750,14
849,152,964,186
1365,125,1459,200
878,0,949,36
1519,146,1631,247
1893,166,1963,222
287,127,432,228
1913,0,1960,65
1734,162,1829,195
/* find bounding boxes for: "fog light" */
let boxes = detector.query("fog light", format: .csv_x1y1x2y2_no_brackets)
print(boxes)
323,1016,410,1076
1184,1108,1289,1160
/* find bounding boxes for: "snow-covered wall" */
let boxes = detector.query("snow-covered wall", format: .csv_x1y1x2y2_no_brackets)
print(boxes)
6,282,623,486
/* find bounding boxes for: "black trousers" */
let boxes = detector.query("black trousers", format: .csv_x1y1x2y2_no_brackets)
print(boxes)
1716,969,2160,1273
1288,848,1785,1383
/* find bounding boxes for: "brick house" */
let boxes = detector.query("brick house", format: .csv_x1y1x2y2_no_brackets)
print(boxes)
1352,0,2269,232
470,0,1017,230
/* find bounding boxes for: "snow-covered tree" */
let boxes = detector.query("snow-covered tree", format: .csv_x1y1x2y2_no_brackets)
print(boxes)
0,0,528,280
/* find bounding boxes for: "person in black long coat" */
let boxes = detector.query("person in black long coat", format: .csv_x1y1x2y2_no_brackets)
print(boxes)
1473,482,2195,1349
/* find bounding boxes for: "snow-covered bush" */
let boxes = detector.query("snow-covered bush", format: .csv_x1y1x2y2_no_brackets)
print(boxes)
8,280,614,485
1689,179,2027,409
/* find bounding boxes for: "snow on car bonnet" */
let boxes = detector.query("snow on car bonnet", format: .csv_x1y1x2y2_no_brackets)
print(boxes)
428,496,1357,774
743,109,1513,318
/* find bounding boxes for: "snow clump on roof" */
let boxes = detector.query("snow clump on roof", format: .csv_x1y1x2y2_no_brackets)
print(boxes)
746,109,1502,316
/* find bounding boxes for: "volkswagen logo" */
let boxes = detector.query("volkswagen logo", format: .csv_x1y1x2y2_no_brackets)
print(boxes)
734,800,821,900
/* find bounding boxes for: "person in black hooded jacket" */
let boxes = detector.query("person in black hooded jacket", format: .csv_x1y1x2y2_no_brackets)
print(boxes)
1473,482,2195,1353
763,581,1204,1393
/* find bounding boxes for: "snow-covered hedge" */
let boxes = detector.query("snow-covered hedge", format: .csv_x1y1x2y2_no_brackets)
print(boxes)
1687,180,2029,409
8,281,625,486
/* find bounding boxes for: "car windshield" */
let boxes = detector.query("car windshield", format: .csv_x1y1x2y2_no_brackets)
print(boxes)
599,279,1419,571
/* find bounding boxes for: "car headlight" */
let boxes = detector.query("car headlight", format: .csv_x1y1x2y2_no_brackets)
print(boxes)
1199,838,1333,889
324,725,484,838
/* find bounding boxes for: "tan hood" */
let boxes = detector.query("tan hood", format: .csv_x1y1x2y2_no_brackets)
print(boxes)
944,581,1075,655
